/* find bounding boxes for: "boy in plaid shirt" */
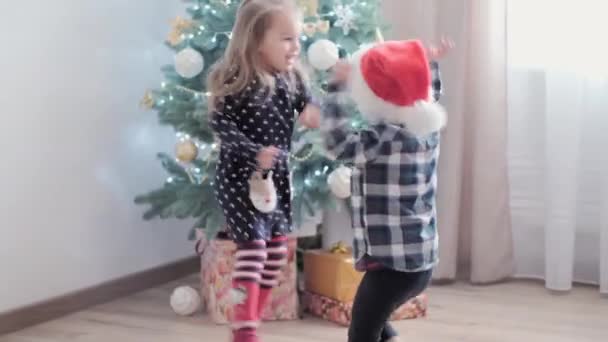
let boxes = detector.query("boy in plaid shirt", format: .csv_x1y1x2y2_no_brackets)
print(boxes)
321,39,451,342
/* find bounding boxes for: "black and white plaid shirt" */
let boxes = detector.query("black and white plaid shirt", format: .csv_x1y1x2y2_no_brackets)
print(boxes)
321,62,443,272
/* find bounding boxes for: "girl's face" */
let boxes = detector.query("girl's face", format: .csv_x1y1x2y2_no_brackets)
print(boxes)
258,11,301,73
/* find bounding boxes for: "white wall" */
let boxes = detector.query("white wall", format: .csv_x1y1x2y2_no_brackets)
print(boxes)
0,1,193,312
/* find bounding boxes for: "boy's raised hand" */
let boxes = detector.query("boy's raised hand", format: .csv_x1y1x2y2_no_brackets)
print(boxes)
331,60,352,85
427,37,455,59
300,104,321,129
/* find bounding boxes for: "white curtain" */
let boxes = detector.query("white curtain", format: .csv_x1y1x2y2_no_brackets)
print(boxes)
507,0,608,293
381,0,515,283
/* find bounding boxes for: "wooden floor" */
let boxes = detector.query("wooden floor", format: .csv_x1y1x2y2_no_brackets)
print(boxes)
2,275,608,342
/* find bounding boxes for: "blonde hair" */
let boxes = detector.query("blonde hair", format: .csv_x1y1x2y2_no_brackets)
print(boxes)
207,0,303,109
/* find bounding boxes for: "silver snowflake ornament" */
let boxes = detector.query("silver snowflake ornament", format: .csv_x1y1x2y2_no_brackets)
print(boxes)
334,4,357,35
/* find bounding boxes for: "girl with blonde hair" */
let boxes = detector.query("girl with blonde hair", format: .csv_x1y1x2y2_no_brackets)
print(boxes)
208,1,319,341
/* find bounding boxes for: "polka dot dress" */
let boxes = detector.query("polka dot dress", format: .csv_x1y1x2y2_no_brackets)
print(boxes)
210,73,311,243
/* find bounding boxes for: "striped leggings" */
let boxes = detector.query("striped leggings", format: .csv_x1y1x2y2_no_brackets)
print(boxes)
231,236,288,342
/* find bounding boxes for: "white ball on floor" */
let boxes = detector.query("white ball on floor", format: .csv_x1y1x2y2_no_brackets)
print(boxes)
327,165,352,199
170,285,200,316
307,39,339,71
174,47,204,78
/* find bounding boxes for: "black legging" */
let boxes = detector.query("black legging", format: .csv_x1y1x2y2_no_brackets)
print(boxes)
348,268,433,342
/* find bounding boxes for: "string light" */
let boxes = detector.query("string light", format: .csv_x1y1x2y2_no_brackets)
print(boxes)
174,84,204,97
291,146,314,161
315,170,321,176
167,177,174,183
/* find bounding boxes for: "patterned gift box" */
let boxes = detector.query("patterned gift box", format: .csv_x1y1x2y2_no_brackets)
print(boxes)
197,231,299,324
304,291,428,326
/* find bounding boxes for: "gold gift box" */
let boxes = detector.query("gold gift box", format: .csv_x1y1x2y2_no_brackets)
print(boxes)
303,246,364,302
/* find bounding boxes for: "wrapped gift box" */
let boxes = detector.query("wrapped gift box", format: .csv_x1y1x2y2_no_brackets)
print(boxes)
304,291,428,326
197,231,298,324
303,247,363,302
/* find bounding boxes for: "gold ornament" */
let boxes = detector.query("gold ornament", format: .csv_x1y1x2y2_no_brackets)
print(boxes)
317,20,330,34
303,23,317,37
302,20,331,37
175,140,198,163
167,29,183,46
171,16,195,31
140,90,155,109
166,17,194,46
330,241,349,254
297,0,319,17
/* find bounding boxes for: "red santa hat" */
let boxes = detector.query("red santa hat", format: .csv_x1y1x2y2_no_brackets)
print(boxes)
349,40,446,136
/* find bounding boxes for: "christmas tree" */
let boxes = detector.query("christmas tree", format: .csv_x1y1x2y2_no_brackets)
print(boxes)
135,0,384,240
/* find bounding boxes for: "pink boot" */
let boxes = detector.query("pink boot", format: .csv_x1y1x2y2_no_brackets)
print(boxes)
232,329,260,342
231,240,267,342
257,236,288,319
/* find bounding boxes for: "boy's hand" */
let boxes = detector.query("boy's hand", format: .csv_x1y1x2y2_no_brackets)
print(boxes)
257,146,280,170
427,37,455,59
331,60,352,85
300,104,321,129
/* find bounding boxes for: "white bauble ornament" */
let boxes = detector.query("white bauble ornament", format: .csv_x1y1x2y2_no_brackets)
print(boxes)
307,39,339,71
327,165,352,199
174,47,204,78
170,285,201,316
